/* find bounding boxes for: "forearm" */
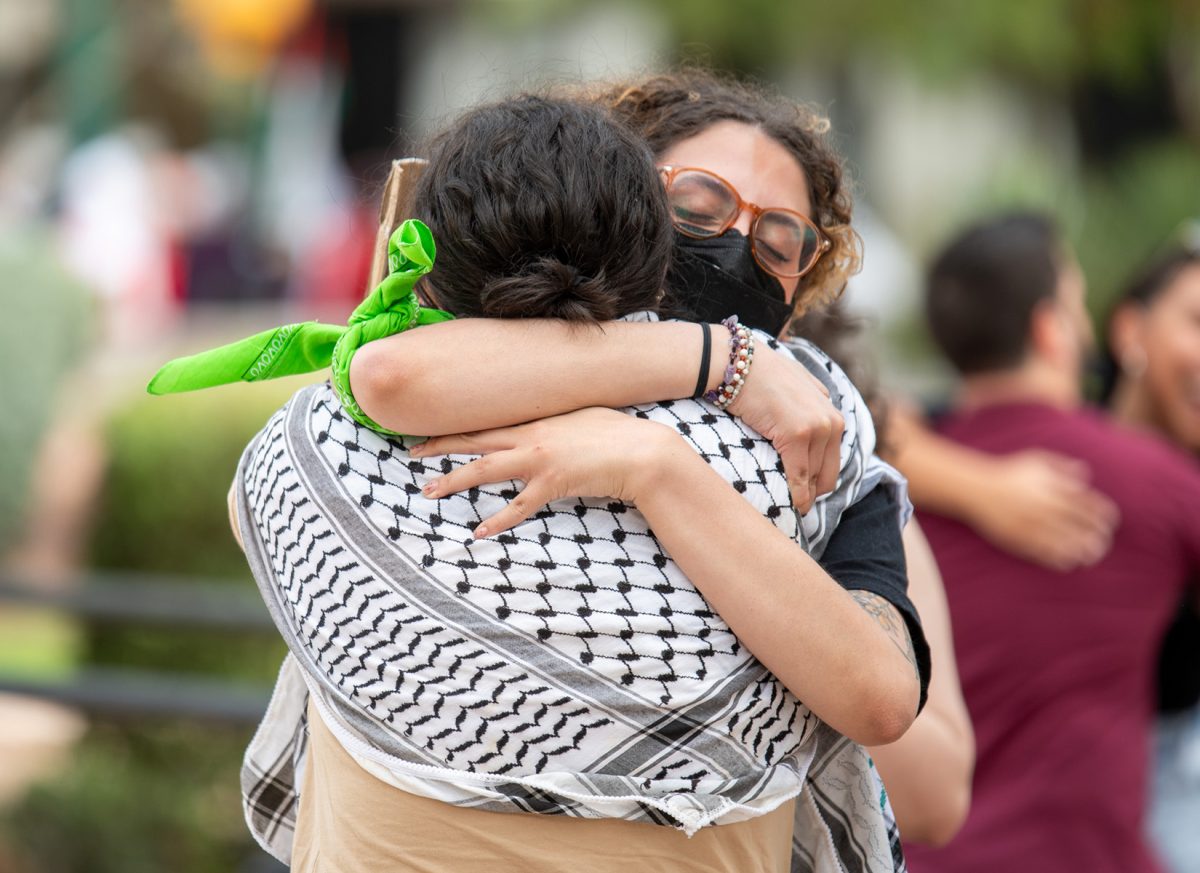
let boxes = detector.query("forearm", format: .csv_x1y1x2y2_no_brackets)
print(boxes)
886,405,996,525
631,437,921,746
869,521,974,846
870,708,973,844
351,318,723,436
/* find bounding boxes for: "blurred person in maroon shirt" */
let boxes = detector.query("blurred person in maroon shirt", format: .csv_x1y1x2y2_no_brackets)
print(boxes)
903,213,1200,873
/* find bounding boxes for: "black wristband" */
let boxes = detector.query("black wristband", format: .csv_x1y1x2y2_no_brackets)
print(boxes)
693,322,713,398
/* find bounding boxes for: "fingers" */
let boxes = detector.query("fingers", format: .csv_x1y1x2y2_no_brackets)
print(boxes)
1034,454,1120,567
805,369,832,398
801,424,830,515
1020,487,1119,570
778,406,844,515
1028,450,1092,484
781,441,813,514
472,484,551,538
411,428,513,458
1062,492,1120,566
422,451,524,500
814,412,843,500
420,450,548,539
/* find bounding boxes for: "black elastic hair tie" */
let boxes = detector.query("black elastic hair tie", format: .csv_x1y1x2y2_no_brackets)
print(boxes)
694,322,713,398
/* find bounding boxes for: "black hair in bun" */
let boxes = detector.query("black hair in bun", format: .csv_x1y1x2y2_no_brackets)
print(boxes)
414,95,671,322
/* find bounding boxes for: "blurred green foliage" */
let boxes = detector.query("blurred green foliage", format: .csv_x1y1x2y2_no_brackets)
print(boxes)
1077,139,1200,315
657,0,1194,91
0,230,93,553
85,384,300,683
5,722,253,873
3,381,316,873
89,388,284,580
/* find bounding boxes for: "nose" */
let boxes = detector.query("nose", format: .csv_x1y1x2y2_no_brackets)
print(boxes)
730,206,754,237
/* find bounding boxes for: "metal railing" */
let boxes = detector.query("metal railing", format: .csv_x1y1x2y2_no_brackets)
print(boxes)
0,570,277,724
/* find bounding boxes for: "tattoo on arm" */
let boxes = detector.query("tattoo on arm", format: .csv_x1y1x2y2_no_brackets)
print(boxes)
850,590,918,678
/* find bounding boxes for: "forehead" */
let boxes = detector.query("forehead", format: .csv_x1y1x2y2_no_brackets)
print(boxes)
1158,263,1200,309
1053,246,1086,300
658,120,813,218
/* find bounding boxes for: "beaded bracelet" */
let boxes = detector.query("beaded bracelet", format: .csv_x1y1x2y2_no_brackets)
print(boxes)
703,316,754,410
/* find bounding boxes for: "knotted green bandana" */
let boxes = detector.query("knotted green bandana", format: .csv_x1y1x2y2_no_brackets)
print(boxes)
147,219,453,434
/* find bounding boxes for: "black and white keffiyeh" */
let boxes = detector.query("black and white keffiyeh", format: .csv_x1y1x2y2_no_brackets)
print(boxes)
236,316,910,872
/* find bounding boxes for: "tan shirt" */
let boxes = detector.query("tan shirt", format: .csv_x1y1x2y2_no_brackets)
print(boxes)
292,702,794,873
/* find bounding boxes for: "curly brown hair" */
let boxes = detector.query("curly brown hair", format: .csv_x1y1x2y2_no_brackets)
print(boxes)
581,70,862,315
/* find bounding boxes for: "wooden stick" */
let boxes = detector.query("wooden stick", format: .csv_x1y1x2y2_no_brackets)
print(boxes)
367,158,428,292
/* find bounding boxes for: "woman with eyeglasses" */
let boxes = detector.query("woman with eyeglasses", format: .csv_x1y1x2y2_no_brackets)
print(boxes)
350,70,973,847
211,89,922,873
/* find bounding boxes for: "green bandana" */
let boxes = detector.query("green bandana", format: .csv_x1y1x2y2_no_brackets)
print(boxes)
147,219,453,434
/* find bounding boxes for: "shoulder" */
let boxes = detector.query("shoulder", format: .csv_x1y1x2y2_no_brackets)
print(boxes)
240,383,343,479
778,335,911,536
777,335,876,459
777,336,856,396
1073,407,1196,472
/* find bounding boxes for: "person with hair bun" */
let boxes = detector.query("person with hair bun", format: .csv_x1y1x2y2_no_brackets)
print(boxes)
352,69,971,848
228,91,924,872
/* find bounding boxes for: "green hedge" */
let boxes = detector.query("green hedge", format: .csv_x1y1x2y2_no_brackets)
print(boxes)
0,230,93,552
84,383,312,683
3,377,318,873
5,722,253,873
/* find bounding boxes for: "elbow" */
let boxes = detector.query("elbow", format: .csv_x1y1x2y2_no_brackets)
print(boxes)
858,699,917,747
349,340,416,432
848,675,920,747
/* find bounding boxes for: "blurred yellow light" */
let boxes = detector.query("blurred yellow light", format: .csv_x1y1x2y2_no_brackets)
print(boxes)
173,0,314,77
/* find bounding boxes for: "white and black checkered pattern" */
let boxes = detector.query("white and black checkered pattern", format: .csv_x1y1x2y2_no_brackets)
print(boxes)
238,315,907,872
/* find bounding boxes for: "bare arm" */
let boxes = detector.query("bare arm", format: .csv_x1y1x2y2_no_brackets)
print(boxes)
353,319,845,512
416,409,921,747
227,480,244,551
868,520,974,847
351,319,707,436
886,403,1119,571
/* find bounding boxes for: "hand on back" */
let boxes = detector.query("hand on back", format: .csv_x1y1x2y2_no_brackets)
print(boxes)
726,347,845,514
973,450,1120,571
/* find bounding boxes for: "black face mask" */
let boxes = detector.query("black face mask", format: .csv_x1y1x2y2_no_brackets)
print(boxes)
664,229,794,337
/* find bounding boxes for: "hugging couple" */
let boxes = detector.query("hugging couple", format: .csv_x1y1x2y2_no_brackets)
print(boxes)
153,70,932,873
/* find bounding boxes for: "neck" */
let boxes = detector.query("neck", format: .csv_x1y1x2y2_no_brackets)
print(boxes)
1109,375,1161,433
957,361,1080,412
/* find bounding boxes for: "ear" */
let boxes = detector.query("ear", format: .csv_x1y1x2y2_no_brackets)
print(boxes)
1108,303,1147,374
1028,298,1064,362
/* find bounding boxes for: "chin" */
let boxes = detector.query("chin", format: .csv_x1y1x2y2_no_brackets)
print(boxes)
1165,408,1200,456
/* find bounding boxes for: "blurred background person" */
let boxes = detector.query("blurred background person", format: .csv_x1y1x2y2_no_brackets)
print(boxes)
881,229,1200,870
901,212,1200,873
1103,237,1200,873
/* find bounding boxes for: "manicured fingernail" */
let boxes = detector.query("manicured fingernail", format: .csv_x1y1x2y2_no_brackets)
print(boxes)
422,480,439,496
410,444,425,456
474,524,489,538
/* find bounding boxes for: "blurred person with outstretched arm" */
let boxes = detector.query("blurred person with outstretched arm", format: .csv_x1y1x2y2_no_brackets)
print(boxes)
903,213,1200,873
